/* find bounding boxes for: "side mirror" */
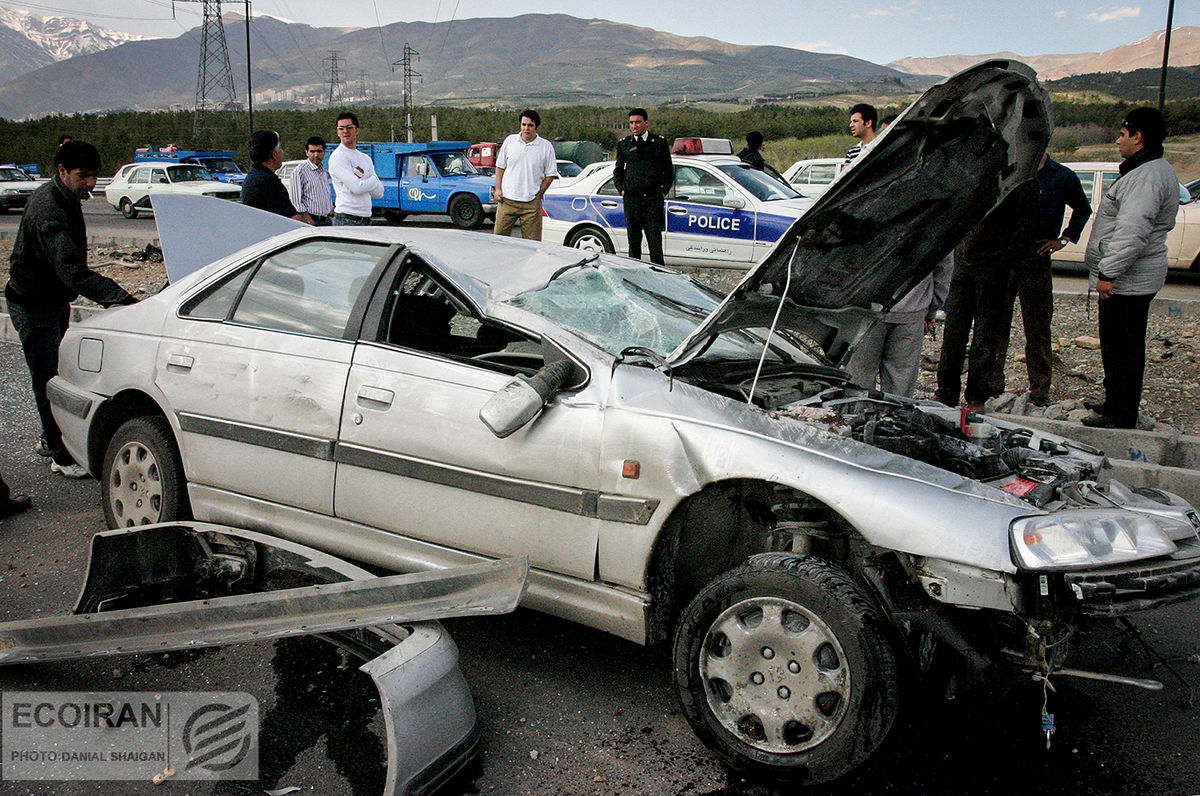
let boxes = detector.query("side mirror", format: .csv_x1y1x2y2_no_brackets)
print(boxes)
722,195,746,210
479,360,574,438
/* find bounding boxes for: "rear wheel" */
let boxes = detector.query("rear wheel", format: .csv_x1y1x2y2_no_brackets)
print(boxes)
673,553,899,786
101,416,190,528
566,226,614,254
449,194,484,230
119,197,138,219
382,209,408,224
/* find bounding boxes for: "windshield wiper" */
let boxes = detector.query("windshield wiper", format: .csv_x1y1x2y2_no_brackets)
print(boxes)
547,253,600,283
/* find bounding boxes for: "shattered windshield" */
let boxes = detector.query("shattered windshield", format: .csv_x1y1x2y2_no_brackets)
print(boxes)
718,164,801,201
505,261,815,363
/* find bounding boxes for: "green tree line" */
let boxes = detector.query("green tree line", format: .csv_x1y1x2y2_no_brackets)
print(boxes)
5,99,1200,177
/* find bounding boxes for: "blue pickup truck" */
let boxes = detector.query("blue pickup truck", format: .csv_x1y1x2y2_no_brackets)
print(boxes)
352,141,496,229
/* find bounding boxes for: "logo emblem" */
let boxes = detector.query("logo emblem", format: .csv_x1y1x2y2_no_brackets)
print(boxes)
182,703,253,772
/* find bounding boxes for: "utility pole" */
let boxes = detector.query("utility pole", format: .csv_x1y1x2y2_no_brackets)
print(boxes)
392,44,421,143
324,50,346,105
174,0,241,141
356,70,371,100
1158,0,1176,111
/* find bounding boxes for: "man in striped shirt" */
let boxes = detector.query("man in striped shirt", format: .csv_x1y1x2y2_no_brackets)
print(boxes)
845,103,878,164
288,136,334,226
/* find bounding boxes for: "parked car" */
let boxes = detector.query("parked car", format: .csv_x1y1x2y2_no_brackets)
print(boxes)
556,159,582,178
105,163,242,218
48,62,1200,786
781,157,847,199
277,158,305,192
541,139,814,268
1057,161,1200,270
0,163,41,212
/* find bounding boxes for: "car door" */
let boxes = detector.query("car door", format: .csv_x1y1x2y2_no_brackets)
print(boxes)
156,238,391,515
665,164,755,265
1058,167,1103,263
399,155,443,214
126,166,151,207
586,176,630,253
334,254,601,579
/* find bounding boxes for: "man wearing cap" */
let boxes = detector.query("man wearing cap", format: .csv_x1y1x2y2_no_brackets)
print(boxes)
5,141,137,478
1082,107,1178,429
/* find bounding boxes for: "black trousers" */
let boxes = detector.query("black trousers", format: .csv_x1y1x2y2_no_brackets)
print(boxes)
623,194,665,265
8,300,75,466
935,261,1013,406
991,255,1054,399
1098,292,1155,427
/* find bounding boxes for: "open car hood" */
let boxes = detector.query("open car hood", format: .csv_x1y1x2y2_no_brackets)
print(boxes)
666,60,1050,369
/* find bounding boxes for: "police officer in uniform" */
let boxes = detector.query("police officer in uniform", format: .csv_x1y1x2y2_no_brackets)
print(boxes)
614,107,674,265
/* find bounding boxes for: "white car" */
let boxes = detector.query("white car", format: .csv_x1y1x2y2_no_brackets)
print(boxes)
1058,161,1200,270
277,159,305,192
0,163,41,212
541,141,814,268
105,162,242,219
781,157,847,200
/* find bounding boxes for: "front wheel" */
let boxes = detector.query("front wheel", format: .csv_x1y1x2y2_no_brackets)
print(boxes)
101,416,190,528
119,197,138,219
448,194,484,230
566,226,614,254
673,553,899,786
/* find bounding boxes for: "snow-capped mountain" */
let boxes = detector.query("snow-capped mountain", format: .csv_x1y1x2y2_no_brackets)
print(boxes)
0,4,146,81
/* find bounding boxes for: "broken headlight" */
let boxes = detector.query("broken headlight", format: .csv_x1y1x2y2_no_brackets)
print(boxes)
1011,510,1184,570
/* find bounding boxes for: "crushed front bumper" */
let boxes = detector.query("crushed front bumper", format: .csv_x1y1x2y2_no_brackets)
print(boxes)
1065,554,1200,617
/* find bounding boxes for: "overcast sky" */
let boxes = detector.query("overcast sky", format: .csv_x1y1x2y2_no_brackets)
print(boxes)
5,0,1197,64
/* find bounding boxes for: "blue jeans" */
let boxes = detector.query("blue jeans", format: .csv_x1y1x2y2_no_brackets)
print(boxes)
333,214,370,226
8,300,75,465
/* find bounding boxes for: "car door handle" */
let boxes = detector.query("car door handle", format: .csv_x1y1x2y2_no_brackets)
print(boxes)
667,207,688,215
165,354,193,372
598,200,619,208
357,385,395,409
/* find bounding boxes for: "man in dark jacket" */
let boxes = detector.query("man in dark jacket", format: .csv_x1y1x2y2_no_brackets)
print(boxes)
241,129,312,223
935,180,1040,412
991,153,1092,404
613,107,673,265
5,140,137,478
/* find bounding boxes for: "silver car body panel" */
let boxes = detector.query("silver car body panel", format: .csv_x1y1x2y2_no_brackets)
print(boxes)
0,523,526,796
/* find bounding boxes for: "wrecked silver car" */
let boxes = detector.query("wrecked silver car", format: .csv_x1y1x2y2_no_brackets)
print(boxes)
46,61,1200,784
0,523,528,793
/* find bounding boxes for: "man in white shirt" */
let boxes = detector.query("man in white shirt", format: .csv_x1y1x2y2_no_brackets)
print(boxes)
493,109,558,240
288,136,334,225
328,111,383,225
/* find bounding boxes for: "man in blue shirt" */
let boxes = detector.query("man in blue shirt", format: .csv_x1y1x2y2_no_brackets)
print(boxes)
991,153,1091,405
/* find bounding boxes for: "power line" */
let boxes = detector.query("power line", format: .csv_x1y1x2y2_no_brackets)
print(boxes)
324,49,346,105
392,43,420,142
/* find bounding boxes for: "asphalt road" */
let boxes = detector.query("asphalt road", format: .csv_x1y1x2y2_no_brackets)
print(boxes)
3,344,1200,795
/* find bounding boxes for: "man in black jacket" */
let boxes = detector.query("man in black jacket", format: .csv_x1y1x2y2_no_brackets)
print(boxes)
613,108,674,265
5,140,137,478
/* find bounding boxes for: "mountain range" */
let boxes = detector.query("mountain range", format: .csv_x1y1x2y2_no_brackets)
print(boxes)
0,4,1196,119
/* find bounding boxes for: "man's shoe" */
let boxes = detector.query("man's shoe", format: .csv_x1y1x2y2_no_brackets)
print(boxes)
1081,412,1134,429
0,493,32,518
1029,394,1052,407
1083,399,1106,412
50,461,89,479
34,437,51,457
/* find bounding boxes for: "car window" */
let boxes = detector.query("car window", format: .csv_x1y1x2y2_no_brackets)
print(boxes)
672,165,733,206
1074,171,1095,203
179,266,254,320
1101,171,1119,194
718,164,800,201
558,161,582,177
168,166,213,183
131,168,150,185
381,257,542,372
0,167,32,181
228,240,388,338
151,169,169,185
431,152,478,175
790,165,811,184
597,177,620,196
405,156,431,178
809,164,838,184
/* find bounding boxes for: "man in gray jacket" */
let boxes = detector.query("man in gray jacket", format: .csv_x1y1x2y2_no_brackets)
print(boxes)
847,253,953,397
1082,107,1178,429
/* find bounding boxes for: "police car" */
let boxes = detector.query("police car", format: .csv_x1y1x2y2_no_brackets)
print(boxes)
541,138,814,268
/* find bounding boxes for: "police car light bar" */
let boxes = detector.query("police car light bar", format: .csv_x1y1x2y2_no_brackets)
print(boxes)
671,137,734,155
